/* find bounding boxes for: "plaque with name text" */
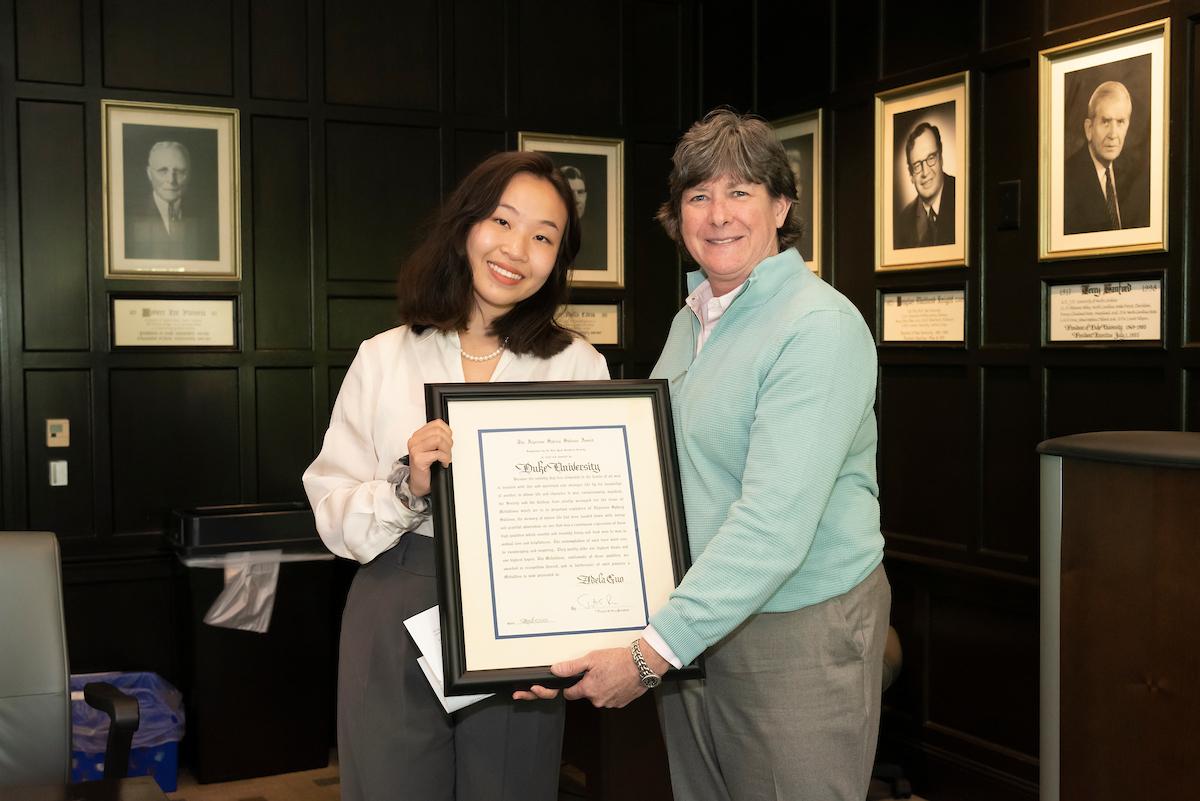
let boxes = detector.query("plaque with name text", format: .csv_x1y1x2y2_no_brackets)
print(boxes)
881,289,965,343
1046,278,1162,343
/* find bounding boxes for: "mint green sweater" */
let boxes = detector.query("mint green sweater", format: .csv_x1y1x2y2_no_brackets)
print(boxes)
648,248,884,665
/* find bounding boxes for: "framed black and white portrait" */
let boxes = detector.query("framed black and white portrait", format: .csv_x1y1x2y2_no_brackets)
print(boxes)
1039,19,1169,261
102,100,240,279
875,72,970,271
518,132,623,288
771,109,822,275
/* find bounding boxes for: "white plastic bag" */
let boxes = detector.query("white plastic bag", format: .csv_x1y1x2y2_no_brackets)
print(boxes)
181,550,332,633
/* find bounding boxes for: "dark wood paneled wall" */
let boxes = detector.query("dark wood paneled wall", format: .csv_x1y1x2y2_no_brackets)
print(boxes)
717,0,1199,799
0,0,693,685
4,0,1200,798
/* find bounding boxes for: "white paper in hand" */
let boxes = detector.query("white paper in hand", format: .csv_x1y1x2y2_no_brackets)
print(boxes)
403,605,493,713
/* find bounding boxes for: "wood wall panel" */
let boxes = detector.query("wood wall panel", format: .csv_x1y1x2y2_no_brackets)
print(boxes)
1189,369,1199,431
15,0,83,84
757,2,832,119
250,0,308,101
629,143,680,364
101,0,233,94
880,365,975,547
18,101,89,351
981,63,1036,347
983,0,1032,49
1045,0,1167,33
1045,366,1172,437
834,0,879,89
453,0,505,117
25,370,94,539
631,2,682,127
256,368,313,502
328,298,399,351
253,116,312,350
830,103,875,318
882,0,972,76
324,0,439,110
63,559,177,678
454,128,506,184
516,0,620,125
109,369,241,533
699,2,753,111
926,583,1039,767
325,122,441,281
980,367,1038,561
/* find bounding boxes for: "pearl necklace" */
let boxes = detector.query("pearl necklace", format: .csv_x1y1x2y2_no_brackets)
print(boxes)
460,338,508,362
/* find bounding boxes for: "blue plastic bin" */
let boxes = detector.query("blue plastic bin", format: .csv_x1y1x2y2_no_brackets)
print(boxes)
69,671,185,792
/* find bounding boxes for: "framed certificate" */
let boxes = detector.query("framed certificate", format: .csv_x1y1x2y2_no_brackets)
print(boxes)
426,379,701,694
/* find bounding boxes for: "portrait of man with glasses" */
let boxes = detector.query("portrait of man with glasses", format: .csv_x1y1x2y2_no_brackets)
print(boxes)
893,119,956,249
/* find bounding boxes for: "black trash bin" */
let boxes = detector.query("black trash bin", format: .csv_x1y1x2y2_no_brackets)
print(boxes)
171,502,335,783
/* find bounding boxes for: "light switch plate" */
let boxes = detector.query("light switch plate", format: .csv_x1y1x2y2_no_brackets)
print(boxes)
49,460,68,486
46,418,70,448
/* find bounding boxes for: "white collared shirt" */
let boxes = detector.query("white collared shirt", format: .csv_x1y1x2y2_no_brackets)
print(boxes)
303,325,609,564
685,277,747,356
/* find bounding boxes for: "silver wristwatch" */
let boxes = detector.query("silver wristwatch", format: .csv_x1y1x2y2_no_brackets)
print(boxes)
388,455,431,515
630,639,662,689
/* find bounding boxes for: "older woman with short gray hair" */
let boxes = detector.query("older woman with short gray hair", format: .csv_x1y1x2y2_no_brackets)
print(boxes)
522,108,891,800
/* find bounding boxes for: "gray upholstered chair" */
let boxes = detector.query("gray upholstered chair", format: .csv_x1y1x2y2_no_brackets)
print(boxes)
0,531,138,787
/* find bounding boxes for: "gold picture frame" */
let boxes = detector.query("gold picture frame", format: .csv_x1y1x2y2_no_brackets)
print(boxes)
771,109,822,275
1038,18,1169,261
102,100,241,279
875,71,970,271
518,132,624,289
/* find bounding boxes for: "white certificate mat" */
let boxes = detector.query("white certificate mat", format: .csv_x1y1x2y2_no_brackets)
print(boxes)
426,379,697,694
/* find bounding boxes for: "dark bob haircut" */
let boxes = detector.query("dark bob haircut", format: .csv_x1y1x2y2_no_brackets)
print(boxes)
656,108,805,255
396,150,581,358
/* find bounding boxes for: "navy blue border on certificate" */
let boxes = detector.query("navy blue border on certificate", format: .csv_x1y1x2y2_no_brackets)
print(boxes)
476,424,650,640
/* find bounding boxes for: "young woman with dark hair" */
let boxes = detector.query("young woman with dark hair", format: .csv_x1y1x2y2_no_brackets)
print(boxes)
304,150,608,801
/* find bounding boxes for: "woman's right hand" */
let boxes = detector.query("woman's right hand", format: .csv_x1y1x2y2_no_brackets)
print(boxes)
406,420,453,497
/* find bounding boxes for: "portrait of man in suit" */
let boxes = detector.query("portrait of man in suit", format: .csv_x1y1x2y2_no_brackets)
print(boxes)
125,139,219,261
782,137,814,263
893,121,956,250
1062,80,1150,234
557,160,607,272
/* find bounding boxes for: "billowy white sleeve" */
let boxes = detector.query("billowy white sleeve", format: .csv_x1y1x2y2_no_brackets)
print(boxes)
302,342,425,563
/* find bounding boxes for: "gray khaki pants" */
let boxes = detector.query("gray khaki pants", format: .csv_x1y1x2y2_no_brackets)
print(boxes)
657,564,891,801
337,533,564,801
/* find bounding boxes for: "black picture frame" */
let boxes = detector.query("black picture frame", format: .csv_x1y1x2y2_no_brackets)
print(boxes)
426,379,702,695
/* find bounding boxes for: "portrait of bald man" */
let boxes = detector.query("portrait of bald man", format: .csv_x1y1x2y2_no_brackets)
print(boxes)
1063,79,1150,234
125,139,219,261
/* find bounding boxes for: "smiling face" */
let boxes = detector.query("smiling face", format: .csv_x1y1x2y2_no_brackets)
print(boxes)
465,172,568,325
907,129,943,203
1084,93,1132,165
679,173,791,295
146,144,190,204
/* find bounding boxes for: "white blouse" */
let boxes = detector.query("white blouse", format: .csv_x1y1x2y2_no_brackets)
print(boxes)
303,325,610,564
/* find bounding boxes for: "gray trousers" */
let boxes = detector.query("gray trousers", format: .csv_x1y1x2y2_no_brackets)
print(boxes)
337,533,565,801
657,564,891,801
